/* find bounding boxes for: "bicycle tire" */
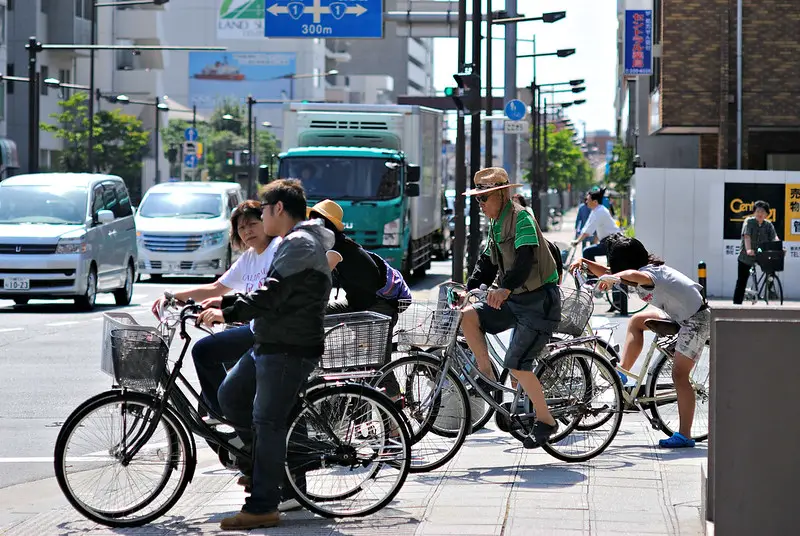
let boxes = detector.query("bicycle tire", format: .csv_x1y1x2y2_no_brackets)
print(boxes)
54,391,194,528
763,273,783,305
372,354,471,473
537,348,624,463
647,344,710,442
284,384,411,517
605,286,648,315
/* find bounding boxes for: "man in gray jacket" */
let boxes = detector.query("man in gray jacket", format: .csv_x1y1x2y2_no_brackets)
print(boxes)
199,179,334,530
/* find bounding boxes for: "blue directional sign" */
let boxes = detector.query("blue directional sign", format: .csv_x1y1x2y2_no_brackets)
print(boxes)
184,154,198,169
184,127,198,142
504,99,527,121
265,0,383,39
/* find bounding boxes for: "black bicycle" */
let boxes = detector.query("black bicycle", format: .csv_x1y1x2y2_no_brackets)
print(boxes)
53,301,411,527
744,249,784,305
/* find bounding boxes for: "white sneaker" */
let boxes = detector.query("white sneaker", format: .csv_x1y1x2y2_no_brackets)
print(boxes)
278,498,302,512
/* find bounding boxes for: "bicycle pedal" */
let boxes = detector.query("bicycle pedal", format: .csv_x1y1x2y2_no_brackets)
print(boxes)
522,436,539,449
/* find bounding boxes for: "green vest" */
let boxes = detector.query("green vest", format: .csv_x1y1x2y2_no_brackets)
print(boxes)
487,202,558,295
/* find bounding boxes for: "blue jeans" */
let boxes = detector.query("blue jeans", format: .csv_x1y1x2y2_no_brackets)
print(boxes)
219,350,318,514
582,241,608,262
191,324,253,416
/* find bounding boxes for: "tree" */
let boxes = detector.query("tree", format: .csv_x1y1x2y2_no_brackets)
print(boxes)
160,98,280,182
607,141,634,194
523,124,594,193
41,93,150,196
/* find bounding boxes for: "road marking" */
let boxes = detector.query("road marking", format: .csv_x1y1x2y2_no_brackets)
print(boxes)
0,327,24,333
45,321,80,327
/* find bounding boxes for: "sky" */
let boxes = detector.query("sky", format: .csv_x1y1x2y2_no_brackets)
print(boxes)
431,0,619,137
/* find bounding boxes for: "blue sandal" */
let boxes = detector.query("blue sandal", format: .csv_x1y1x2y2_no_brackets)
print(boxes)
659,432,695,449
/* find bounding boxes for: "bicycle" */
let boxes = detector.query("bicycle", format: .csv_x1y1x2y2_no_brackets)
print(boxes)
53,301,412,527
595,274,711,441
373,282,624,471
744,249,784,305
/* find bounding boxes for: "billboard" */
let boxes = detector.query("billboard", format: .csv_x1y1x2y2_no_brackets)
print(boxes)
623,9,653,76
218,0,265,39
188,52,296,109
722,183,784,240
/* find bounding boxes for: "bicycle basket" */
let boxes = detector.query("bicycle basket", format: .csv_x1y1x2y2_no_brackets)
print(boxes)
396,296,459,347
109,329,169,391
557,286,593,337
102,312,147,377
321,312,391,371
756,250,784,273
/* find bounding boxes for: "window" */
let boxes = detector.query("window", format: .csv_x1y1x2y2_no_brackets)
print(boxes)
91,186,105,216
0,6,6,45
40,65,49,96
110,182,133,218
5,63,13,95
58,69,72,97
0,85,4,121
74,0,83,18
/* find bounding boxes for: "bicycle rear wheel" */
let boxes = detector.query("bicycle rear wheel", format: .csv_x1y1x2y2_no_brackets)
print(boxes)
647,343,710,442
54,391,193,528
285,384,411,517
536,348,624,463
372,354,471,473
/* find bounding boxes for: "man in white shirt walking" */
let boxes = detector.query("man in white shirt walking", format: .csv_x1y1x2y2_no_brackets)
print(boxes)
572,188,620,262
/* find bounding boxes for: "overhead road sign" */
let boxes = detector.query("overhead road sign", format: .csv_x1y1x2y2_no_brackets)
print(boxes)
265,0,383,38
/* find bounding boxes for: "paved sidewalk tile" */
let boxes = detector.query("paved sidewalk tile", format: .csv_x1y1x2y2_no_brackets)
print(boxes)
1,416,705,536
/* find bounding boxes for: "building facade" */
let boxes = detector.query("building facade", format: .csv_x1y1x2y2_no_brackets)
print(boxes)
617,0,800,171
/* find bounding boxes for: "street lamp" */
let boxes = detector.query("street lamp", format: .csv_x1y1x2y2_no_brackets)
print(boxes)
492,10,566,25
268,69,339,100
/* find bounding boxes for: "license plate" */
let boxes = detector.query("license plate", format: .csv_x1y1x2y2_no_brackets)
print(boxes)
3,277,30,290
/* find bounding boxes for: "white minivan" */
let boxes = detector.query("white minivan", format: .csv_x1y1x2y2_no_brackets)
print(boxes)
135,182,244,279
0,173,138,310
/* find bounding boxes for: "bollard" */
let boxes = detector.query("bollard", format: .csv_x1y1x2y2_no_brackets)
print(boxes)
698,261,707,300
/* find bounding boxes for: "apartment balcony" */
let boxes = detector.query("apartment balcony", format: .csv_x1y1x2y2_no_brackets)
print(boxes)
113,67,162,99
325,48,351,63
114,8,164,42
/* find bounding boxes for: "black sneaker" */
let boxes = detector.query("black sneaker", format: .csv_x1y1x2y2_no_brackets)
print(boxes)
532,420,560,446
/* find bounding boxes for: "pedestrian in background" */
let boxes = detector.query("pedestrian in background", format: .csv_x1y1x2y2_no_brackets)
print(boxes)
732,200,781,304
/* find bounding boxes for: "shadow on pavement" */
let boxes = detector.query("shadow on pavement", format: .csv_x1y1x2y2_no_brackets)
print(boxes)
410,464,587,490
609,443,709,461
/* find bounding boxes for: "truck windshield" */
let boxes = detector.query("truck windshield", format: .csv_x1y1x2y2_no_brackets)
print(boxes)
138,193,223,219
280,157,401,200
0,185,87,225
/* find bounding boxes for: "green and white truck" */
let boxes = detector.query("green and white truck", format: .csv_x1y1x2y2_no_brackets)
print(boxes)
279,102,444,275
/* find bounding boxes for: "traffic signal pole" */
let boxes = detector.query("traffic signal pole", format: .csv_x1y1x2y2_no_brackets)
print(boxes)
452,0,468,282
467,0,482,274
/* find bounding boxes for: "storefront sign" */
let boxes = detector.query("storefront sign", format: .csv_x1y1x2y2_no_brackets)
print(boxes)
722,183,784,240
785,184,800,242
624,10,653,76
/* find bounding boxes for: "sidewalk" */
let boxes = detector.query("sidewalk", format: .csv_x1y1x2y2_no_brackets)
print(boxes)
2,415,706,536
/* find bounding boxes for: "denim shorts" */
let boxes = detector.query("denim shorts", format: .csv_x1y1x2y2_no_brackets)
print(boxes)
473,284,561,371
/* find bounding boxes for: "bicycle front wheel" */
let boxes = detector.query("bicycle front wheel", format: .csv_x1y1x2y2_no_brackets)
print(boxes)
54,391,193,528
763,273,783,305
285,384,411,518
536,348,624,463
647,343,710,442
605,285,649,315
372,354,471,473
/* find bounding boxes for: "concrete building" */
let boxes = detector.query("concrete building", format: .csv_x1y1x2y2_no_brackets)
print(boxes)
616,0,800,170
0,0,15,178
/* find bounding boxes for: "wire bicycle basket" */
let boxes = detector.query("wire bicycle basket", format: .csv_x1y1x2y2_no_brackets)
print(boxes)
320,312,391,371
557,285,594,337
101,313,169,391
396,290,460,347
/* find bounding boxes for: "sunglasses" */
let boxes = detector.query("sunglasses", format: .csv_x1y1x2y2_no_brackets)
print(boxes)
475,192,494,203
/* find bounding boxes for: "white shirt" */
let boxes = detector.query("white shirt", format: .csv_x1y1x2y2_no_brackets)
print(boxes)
581,205,620,240
219,238,281,293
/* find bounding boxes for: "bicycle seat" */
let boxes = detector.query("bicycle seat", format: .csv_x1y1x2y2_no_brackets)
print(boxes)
644,319,681,337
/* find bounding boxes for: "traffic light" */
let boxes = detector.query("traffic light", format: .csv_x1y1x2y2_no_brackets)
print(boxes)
225,151,235,167
449,72,481,114
238,150,250,166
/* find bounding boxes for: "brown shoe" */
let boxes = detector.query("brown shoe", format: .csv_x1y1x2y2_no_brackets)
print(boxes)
219,510,280,530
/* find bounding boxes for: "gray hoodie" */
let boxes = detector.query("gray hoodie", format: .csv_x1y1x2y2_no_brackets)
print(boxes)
221,219,335,357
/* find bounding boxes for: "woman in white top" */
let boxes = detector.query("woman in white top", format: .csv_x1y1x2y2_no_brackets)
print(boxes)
150,200,281,416
572,188,621,262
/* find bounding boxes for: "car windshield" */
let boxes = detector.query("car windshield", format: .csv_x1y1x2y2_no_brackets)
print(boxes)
279,157,401,201
138,193,223,219
0,185,88,225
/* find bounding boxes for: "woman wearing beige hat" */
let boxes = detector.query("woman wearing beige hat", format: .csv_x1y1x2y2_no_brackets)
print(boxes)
461,167,562,446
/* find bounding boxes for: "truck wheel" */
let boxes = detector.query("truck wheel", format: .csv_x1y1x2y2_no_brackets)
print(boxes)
402,247,413,278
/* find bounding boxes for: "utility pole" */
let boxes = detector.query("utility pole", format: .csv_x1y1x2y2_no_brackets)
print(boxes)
452,0,468,282
502,0,517,178
484,4,493,170
467,0,482,274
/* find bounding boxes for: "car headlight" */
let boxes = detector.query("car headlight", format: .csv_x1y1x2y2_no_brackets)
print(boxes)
136,231,144,246
383,218,401,247
202,231,226,248
56,238,87,254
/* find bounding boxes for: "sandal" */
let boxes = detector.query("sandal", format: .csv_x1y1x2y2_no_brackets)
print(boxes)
658,432,695,449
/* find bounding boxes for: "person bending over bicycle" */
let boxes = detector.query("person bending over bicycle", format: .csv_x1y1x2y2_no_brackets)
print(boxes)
461,167,562,446
570,235,709,448
150,200,281,417
197,180,334,531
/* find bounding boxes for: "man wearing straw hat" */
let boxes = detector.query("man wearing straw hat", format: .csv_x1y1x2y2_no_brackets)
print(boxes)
462,167,562,445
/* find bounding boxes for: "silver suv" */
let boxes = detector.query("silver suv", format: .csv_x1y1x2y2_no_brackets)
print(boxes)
134,182,244,279
0,173,138,310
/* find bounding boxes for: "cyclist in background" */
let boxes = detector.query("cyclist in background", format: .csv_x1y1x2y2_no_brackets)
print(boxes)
732,200,781,304
150,200,280,417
